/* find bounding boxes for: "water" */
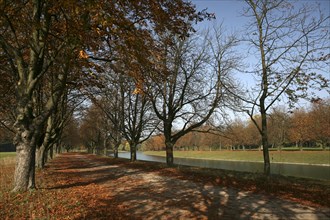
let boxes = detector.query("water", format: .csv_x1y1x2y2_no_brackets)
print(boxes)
111,152,330,181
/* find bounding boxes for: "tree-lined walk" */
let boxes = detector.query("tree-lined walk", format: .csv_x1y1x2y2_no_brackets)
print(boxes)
1,0,207,192
1,153,329,219
0,0,329,203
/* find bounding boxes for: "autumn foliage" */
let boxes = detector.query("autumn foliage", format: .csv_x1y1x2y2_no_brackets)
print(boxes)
143,100,330,151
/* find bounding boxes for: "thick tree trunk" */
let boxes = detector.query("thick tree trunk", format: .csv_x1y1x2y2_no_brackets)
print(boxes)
130,142,137,162
13,97,40,191
13,131,36,192
165,141,174,166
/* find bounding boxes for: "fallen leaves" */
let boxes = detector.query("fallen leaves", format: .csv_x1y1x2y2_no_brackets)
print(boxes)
1,152,329,220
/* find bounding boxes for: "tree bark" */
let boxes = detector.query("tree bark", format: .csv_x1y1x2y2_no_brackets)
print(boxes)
113,143,120,158
49,145,54,159
165,141,174,166
13,128,37,191
261,113,270,175
130,142,137,162
36,145,46,168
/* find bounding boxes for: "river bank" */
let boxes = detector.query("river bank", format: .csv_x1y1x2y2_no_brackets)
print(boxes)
114,151,330,180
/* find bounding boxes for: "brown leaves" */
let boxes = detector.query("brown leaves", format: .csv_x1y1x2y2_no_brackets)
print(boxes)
0,154,126,220
1,152,329,220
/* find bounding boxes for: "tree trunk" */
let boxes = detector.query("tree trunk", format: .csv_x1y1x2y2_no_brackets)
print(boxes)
56,144,61,154
103,138,107,156
165,141,174,166
12,97,40,191
13,131,36,192
261,105,271,176
113,143,119,158
36,145,46,168
130,142,137,162
49,145,54,159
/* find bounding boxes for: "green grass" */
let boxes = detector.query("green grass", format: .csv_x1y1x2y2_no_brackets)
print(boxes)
143,150,330,165
0,152,16,159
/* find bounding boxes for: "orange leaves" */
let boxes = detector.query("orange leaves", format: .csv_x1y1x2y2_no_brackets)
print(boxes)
133,87,143,95
132,79,144,95
79,50,89,59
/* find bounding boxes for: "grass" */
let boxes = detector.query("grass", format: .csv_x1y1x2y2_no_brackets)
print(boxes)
0,152,16,159
143,150,330,165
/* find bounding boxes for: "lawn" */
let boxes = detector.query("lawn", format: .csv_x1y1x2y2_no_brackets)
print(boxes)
0,152,16,159
143,150,330,165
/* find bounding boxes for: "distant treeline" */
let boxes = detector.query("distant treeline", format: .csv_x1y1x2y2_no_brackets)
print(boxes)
143,101,330,151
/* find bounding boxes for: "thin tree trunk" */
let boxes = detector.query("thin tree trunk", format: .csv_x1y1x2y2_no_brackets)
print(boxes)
113,143,119,158
261,104,270,176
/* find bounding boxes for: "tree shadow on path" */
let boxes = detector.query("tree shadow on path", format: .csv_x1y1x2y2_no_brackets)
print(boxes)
46,153,330,220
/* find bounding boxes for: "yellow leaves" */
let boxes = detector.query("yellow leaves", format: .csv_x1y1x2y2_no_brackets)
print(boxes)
79,50,89,59
133,87,143,95
96,27,101,35
133,79,144,95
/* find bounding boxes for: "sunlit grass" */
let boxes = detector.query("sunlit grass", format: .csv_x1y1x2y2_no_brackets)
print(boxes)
143,150,330,165
0,152,16,159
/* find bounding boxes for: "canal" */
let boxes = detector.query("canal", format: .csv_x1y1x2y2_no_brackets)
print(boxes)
110,152,330,180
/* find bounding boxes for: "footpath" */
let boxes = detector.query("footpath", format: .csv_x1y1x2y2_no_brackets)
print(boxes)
43,153,330,219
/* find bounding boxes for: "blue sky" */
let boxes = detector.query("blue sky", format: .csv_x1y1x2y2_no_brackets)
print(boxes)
192,0,330,26
191,0,330,109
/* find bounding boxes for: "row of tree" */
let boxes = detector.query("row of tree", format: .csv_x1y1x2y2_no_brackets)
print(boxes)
79,0,329,176
0,0,328,192
0,0,207,192
78,23,238,165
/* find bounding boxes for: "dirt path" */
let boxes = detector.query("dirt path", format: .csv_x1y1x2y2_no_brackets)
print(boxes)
44,153,330,219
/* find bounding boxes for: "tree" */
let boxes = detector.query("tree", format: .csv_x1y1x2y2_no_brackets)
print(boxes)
0,1,79,191
61,115,81,152
79,104,106,154
0,67,15,142
289,99,330,149
288,108,311,149
146,28,236,166
84,71,125,158
226,119,249,150
1,0,200,191
143,134,165,151
308,99,330,148
268,107,290,149
237,0,329,175
121,79,159,161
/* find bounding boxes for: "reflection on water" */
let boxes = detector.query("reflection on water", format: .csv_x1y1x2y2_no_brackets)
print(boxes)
109,152,330,180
